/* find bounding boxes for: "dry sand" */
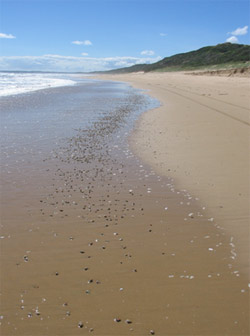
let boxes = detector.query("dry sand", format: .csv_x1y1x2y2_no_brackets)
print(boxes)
1,73,250,335
98,71,250,273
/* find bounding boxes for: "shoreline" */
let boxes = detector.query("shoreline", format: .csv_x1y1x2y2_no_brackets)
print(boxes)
1,77,249,335
96,72,250,274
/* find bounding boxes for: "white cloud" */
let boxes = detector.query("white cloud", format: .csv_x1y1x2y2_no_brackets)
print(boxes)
230,25,248,36
226,36,239,43
160,33,167,37
0,33,16,39
72,40,92,46
0,55,162,72
83,40,92,46
141,50,155,56
81,53,88,56
72,40,83,45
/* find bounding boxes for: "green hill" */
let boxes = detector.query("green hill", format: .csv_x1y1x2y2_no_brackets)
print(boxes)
104,43,250,73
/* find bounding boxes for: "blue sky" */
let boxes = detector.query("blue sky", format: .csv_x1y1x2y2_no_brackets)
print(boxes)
0,0,249,72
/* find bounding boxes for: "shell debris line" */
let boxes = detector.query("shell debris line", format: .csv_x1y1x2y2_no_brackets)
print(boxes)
1,85,249,336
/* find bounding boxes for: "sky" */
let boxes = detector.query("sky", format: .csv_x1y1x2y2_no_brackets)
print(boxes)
0,0,249,72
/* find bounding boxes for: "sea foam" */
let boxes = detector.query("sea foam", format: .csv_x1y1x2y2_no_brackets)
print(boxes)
0,72,76,97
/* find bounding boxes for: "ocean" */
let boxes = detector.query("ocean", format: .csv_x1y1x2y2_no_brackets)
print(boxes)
0,71,79,96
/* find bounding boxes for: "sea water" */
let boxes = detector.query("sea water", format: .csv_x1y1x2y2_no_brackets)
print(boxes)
0,71,79,96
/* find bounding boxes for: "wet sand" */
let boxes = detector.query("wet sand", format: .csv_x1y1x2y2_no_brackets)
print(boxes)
1,76,250,335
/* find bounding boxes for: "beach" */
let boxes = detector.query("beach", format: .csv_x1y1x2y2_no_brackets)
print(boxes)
1,73,249,335
98,71,250,270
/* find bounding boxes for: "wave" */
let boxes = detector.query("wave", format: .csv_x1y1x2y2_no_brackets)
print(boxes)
0,72,77,97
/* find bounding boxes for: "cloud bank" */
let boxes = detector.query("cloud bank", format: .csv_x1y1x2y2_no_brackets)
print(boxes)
0,54,161,72
0,33,16,39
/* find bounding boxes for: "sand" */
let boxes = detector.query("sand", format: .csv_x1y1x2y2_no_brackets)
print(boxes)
98,71,250,273
1,73,250,335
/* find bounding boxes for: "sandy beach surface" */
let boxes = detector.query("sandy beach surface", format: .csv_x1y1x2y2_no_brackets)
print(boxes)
98,71,250,272
1,74,250,336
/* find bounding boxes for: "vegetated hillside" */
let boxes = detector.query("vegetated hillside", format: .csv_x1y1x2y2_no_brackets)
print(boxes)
104,43,250,73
